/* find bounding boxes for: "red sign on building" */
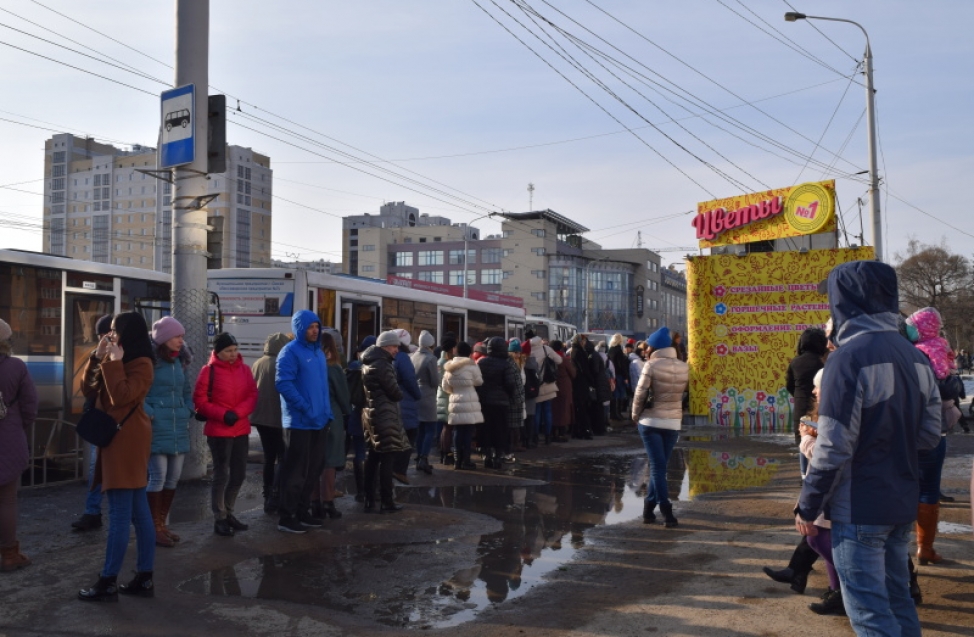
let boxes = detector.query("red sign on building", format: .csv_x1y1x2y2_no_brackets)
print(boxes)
386,276,524,309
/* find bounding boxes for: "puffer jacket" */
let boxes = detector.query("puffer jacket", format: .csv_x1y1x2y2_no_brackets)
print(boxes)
361,345,409,452
477,340,518,407
529,336,562,403
910,307,955,380
194,351,258,438
786,328,827,428
435,352,450,422
507,359,526,429
276,310,332,430
632,347,689,427
607,342,630,388
250,332,290,427
144,351,193,454
411,346,440,422
441,356,484,426
395,348,422,430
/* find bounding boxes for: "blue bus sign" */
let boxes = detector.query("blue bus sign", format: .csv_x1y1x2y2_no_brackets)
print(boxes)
160,84,195,168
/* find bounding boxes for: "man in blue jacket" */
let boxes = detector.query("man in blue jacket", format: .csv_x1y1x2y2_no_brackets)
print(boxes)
275,310,332,533
797,261,941,636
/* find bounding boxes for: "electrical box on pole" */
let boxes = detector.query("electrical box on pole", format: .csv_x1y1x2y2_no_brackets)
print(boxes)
207,94,226,175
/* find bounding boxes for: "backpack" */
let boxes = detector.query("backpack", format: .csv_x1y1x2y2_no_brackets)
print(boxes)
524,367,540,400
346,365,366,410
540,346,557,384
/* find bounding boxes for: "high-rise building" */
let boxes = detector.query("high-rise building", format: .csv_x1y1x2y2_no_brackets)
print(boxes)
42,133,272,272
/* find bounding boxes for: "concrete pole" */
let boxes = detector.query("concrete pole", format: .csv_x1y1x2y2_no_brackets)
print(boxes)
172,0,210,480
863,41,882,262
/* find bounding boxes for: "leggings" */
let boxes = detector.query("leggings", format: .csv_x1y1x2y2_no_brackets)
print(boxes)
807,527,840,591
0,479,18,547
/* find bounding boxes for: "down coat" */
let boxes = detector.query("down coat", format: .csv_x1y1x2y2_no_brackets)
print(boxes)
529,336,562,403
144,350,194,455
477,339,519,407
250,332,290,428
551,351,576,431
394,348,422,430
411,346,440,423
361,345,410,452
632,346,689,428
441,357,484,426
0,354,38,486
435,352,451,422
194,351,258,438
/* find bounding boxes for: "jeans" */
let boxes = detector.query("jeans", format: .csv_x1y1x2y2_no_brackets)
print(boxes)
277,427,326,519
84,444,103,515
416,421,437,458
831,521,919,637
638,425,679,509
535,401,553,436
103,488,154,577
147,453,185,492
207,435,249,521
917,435,946,505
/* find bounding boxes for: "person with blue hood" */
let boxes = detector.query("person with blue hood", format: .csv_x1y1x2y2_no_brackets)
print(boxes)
796,260,941,637
275,310,332,534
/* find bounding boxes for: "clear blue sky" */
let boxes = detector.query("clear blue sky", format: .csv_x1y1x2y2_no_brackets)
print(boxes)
1,0,971,267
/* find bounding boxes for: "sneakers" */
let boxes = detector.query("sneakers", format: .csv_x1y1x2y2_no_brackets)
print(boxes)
277,516,308,534
71,513,102,532
296,510,323,528
809,588,846,615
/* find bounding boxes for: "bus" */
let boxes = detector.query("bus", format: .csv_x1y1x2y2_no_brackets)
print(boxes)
524,316,577,344
207,268,527,365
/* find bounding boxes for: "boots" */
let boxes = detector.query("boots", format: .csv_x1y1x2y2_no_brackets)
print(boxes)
610,398,622,421
510,429,524,453
264,487,280,514
159,489,179,542
0,542,31,572
118,571,154,598
642,501,656,524
70,513,102,532
416,456,433,475
78,575,118,602
809,588,845,615
353,460,366,503
146,491,174,548
909,557,923,605
322,500,342,519
916,502,943,565
763,567,810,594
455,449,476,471
660,502,678,528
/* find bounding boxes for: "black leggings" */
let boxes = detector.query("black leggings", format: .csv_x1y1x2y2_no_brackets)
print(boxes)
254,425,286,494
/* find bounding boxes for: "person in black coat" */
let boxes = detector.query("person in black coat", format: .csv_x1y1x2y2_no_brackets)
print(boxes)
570,335,595,439
476,337,519,469
785,328,828,448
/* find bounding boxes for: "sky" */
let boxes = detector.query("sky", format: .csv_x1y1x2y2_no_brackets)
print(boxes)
1,0,972,268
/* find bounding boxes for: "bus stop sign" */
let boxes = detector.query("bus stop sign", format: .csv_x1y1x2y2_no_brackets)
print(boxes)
160,84,195,168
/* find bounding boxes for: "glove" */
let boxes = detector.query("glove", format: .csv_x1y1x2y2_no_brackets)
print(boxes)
223,410,239,426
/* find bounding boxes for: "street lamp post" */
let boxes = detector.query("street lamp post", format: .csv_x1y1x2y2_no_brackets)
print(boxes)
785,11,882,262
463,213,492,298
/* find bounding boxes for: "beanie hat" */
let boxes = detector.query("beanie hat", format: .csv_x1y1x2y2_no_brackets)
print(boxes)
487,336,508,355
813,367,824,389
0,318,11,342
395,329,411,348
457,341,473,357
358,335,377,352
521,340,531,357
441,337,458,352
626,338,636,347
647,326,671,350
213,332,237,354
508,338,522,353
377,330,400,348
152,316,185,345
95,314,113,336
418,330,435,349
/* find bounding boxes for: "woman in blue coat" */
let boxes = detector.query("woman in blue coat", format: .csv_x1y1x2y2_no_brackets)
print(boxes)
143,317,193,548
391,329,422,483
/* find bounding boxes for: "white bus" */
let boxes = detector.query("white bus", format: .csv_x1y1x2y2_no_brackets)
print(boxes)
208,268,527,365
523,316,577,344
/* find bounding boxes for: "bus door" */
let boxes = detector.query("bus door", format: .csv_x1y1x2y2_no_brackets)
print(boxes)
64,293,115,418
439,308,467,344
340,300,379,359
508,319,524,341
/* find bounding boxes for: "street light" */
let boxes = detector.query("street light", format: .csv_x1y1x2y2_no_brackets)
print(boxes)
785,11,882,262
463,213,493,298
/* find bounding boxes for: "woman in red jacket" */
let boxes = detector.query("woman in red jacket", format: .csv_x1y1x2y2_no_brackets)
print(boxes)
193,333,258,537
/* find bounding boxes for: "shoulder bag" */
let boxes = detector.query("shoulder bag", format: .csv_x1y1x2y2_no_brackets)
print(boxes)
76,402,140,448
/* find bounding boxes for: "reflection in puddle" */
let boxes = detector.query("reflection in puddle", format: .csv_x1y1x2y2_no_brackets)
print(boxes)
180,446,787,627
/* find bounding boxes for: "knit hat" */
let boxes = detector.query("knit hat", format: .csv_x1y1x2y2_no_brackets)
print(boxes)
358,335,377,352
418,330,435,349
377,330,400,348
213,332,237,354
457,341,473,357
95,314,113,337
626,338,636,347
647,326,671,350
521,340,531,357
395,329,412,348
508,338,522,353
152,316,185,345
0,318,10,342
441,336,458,352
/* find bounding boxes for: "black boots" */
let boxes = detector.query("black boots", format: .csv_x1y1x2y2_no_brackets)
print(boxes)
380,499,403,514
214,518,234,537
322,501,342,519
118,571,154,598
762,567,810,594
71,513,102,532
416,456,433,475
909,557,923,605
263,488,279,514
227,514,249,531
660,502,678,528
809,588,845,615
353,460,366,503
454,450,476,471
642,502,656,524
78,575,118,602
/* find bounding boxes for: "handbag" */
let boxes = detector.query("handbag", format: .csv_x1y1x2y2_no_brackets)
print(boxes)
194,364,214,422
636,388,655,416
76,403,139,448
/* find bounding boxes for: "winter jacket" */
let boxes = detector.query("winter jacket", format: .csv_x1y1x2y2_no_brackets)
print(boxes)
551,351,576,430
250,332,290,428
436,352,451,422
361,345,409,452
85,355,154,489
477,340,519,407
194,351,258,438
395,348,422,431
628,352,645,391
507,359,526,429
910,307,955,379
411,347,440,423
571,344,596,407
529,336,562,403
590,344,612,403
0,355,38,485
345,359,365,438
786,329,828,427
607,343,630,389
324,362,352,468
144,352,193,455
798,260,942,526
632,347,689,427
442,356,484,426
523,355,539,414
275,310,332,431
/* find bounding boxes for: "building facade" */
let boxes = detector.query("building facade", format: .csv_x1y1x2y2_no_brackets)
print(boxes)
272,258,337,274
42,133,272,273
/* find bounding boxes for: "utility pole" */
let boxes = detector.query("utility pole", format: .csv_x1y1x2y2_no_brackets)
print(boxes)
172,0,210,480
527,183,534,211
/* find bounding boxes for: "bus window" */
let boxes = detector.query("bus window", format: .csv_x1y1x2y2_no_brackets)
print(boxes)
0,264,61,355
442,311,465,343
383,298,436,340
468,310,505,344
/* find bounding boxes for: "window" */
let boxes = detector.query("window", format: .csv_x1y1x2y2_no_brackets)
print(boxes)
361,244,375,252
531,292,546,301
502,230,513,238
532,269,546,278
448,249,467,265
417,250,443,266
418,271,444,284
52,164,65,177
51,178,64,191
361,265,376,273
482,247,502,263
503,270,513,279
481,269,502,284
531,247,546,256
449,270,476,285
395,252,414,267
53,151,65,163
531,228,546,237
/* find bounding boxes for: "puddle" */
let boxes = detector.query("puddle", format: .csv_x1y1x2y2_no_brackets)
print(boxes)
939,522,974,535
179,446,791,627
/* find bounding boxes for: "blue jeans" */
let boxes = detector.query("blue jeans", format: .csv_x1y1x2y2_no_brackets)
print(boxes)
831,521,919,637
535,401,553,436
416,421,437,458
103,487,155,577
147,453,185,492
84,444,103,515
917,436,946,505
638,425,679,509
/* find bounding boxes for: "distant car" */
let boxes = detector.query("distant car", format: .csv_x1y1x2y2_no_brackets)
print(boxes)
165,108,191,131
